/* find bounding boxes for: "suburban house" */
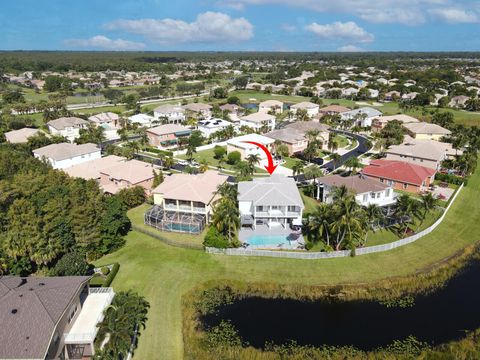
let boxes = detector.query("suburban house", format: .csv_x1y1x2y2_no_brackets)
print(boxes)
47,117,89,142
4,127,41,143
153,104,186,124
372,114,419,132
99,159,157,194
128,113,155,127
227,133,275,160
0,276,114,360
290,101,320,118
341,107,383,127
145,171,228,234
403,122,451,141
318,105,350,116
33,143,101,169
240,112,276,132
384,90,401,101
183,103,212,119
265,120,328,155
219,103,241,115
319,174,397,207
258,100,283,114
63,155,127,181
197,118,234,137
238,175,304,230
385,137,460,170
362,159,436,194
146,124,191,148
87,112,120,128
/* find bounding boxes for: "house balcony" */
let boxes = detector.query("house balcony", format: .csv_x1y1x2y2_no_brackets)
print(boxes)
64,287,115,345
254,210,301,218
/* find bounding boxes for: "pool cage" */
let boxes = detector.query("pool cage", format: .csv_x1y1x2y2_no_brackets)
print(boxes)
144,205,206,234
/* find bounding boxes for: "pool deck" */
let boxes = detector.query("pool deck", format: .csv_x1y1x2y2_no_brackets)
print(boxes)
239,225,305,250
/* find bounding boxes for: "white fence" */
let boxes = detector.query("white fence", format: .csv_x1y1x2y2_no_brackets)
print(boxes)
206,183,464,259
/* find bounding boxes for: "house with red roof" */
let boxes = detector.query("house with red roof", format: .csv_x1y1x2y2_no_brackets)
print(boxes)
362,160,436,194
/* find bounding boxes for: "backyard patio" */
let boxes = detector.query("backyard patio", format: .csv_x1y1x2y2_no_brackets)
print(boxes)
239,224,305,250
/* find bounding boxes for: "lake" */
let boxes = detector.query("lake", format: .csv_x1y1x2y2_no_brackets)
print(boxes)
202,260,480,350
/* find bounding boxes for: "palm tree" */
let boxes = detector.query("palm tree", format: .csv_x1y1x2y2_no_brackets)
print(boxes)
330,153,341,170
199,160,209,173
309,203,332,247
246,154,261,172
344,157,362,174
364,203,384,232
418,192,438,229
332,185,350,202
393,194,423,236
292,162,304,178
212,199,240,244
304,164,323,200
186,142,197,162
330,196,365,250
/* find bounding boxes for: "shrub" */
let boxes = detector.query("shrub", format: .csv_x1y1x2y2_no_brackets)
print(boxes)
145,147,173,157
435,172,465,185
227,151,241,165
50,252,90,276
101,266,110,276
103,263,120,287
213,146,226,160
89,274,104,287
203,227,229,249
117,186,146,209
205,320,242,350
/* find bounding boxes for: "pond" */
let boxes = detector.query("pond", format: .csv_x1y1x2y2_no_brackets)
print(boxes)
202,260,480,351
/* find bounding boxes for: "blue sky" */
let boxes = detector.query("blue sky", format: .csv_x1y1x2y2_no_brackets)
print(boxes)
1,0,480,51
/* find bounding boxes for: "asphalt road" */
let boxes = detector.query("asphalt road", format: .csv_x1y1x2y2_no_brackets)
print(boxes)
321,130,371,172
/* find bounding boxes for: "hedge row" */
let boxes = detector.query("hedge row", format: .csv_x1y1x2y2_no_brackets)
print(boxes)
145,147,174,157
101,263,120,287
435,172,467,186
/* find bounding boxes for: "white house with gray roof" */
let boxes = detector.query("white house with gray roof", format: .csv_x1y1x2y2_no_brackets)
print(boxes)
33,143,101,169
238,175,304,229
153,104,185,124
341,107,383,127
47,117,89,142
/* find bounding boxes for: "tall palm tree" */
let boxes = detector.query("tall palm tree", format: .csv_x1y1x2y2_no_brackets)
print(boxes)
363,203,384,232
186,142,197,162
344,157,362,174
393,194,423,236
418,192,438,229
304,165,323,200
330,196,365,250
246,154,261,172
330,153,341,170
309,203,332,247
212,199,240,244
292,162,304,178
332,185,350,202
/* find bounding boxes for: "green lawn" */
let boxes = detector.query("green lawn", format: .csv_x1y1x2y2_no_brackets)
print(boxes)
177,147,268,174
95,161,479,359
300,191,319,214
334,134,350,148
281,156,304,170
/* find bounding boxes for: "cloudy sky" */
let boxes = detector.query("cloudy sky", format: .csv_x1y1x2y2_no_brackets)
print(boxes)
1,0,479,51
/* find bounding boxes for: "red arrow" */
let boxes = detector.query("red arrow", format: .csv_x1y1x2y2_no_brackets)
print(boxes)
242,141,278,175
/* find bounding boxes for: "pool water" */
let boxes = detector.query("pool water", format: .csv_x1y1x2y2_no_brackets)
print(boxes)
247,235,290,247
164,223,200,234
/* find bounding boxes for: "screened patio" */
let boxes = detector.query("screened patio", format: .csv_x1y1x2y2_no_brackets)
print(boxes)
144,205,206,234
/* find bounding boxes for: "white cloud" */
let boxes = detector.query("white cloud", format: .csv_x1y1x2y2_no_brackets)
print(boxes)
306,21,374,43
64,35,145,50
429,8,478,23
222,0,478,25
337,44,364,52
105,12,254,44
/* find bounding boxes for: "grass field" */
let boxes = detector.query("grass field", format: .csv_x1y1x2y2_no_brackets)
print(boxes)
95,160,478,359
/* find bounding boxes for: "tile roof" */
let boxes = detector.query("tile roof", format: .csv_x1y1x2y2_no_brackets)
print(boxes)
153,171,227,204
265,129,305,144
238,175,304,207
241,112,276,123
362,160,436,186
88,112,119,124
33,143,100,161
227,133,275,149
0,276,90,359
319,105,350,113
403,122,451,135
47,117,88,130
100,159,156,185
147,124,191,136
319,174,390,194
63,155,126,180
386,139,456,164
5,128,41,143
291,101,320,110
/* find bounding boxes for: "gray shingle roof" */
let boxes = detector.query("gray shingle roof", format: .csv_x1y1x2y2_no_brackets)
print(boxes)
238,175,304,207
0,276,90,359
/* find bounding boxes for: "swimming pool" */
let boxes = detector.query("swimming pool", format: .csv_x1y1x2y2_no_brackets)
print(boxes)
247,235,291,247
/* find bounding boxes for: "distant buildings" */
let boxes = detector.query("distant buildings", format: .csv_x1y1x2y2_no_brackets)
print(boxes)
88,112,120,128
318,105,350,116
47,117,89,142
403,122,451,141
240,112,276,132
372,114,419,132
259,100,283,114
341,107,383,127
153,104,185,124
33,143,101,169
128,113,155,128
0,276,114,360
197,118,234,137
146,124,191,148
290,101,320,118
183,103,212,119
